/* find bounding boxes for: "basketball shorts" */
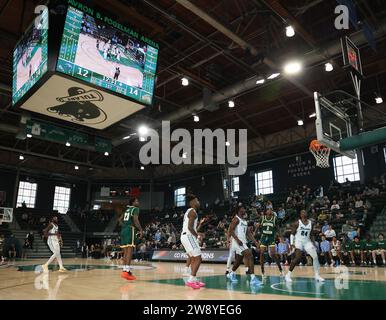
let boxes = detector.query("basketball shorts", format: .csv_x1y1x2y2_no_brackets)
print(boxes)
231,239,249,255
260,234,276,247
120,226,136,248
181,233,201,257
47,237,60,254
295,239,317,256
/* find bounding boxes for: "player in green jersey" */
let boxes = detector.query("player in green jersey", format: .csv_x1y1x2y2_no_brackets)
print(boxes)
350,236,364,266
340,236,353,265
257,208,283,277
118,198,143,281
373,233,386,266
362,234,377,266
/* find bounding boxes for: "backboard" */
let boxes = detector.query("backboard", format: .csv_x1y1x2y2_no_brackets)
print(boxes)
314,92,356,159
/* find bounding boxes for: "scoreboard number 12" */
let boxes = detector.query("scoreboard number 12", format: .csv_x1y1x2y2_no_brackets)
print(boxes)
77,67,89,78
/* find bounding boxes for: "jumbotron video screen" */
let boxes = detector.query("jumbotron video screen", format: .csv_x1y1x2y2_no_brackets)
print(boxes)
56,6,159,106
12,9,49,105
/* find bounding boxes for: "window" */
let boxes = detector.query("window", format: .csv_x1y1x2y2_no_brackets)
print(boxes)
53,186,71,214
384,147,386,165
255,170,273,195
174,187,186,207
232,177,240,193
333,155,360,183
17,181,37,208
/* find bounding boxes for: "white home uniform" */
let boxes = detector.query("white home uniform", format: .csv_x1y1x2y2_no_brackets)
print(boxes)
45,223,64,269
231,216,249,255
180,208,201,257
294,219,316,253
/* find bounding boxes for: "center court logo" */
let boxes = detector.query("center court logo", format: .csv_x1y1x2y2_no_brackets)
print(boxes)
139,121,248,175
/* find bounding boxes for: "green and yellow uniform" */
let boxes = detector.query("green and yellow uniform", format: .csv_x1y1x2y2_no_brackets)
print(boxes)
259,215,277,247
120,206,139,248
376,239,386,250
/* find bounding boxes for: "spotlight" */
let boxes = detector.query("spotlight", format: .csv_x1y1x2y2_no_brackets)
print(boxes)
325,62,334,72
122,135,131,140
228,100,235,108
375,96,383,104
284,61,302,75
139,136,146,142
225,141,231,147
26,134,32,138
140,166,145,170
182,152,187,159
256,78,265,85
19,155,25,160
104,152,109,156
193,115,200,122
286,25,295,37
181,78,189,86
297,119,304,126
65,142,71,147
309,113,316,118
138,125,149,136
267,73,280,80
74,165,79,170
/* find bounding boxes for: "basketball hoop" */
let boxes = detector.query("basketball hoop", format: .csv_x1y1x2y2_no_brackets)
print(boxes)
309,140,331,168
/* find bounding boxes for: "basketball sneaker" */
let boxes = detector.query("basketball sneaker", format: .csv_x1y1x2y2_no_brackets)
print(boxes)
121,271,136,281
285,272,292,283
58,267,67,273
315,274,325,282
227,272,238,282
186,281,201,289
195,280,205,287
42,264,49,273
250,277,263,287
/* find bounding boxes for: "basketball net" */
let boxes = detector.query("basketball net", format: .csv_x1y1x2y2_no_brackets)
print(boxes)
309,140,331,168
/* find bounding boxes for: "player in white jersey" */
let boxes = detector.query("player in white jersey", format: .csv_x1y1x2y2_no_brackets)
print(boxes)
285,210,324,282
180,194,205,289
227,205,262,287
41,216,67,273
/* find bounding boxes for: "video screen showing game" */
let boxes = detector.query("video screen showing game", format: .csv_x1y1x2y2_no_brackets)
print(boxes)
12,9,49,105
56,6,158,106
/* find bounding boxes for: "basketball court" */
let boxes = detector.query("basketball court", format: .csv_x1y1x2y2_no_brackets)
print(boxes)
1,259,385,300
75,33,144,88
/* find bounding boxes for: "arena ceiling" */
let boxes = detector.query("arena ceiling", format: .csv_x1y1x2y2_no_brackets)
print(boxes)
0,0,386,180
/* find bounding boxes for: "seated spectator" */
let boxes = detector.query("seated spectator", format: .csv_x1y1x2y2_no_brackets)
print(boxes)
362,234,376,266
330,236,342,266
319,235,333,266
165,213,169,219
350,236,364,265
21,212,28,221
355,197,364,209
373,233,386,266
172,213,177,218
321,221,329,234
277,207,286,223
324,225,336,241
277,237,290,265
318,211,328,223
330,200,340,211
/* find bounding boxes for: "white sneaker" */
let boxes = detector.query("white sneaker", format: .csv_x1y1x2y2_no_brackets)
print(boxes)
42,264,49,273
315,274,325,282
285,273,292,282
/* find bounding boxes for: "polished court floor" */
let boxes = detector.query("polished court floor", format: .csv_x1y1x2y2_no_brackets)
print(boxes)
1,258,386,300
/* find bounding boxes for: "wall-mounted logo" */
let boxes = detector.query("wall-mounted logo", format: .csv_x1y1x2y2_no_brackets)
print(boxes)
47,87,107,125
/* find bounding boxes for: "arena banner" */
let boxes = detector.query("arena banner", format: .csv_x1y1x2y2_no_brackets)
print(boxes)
152,250,229,263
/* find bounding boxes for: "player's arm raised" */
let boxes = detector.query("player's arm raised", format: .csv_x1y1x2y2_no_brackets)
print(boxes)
187,209,199,238
228,217,242,246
